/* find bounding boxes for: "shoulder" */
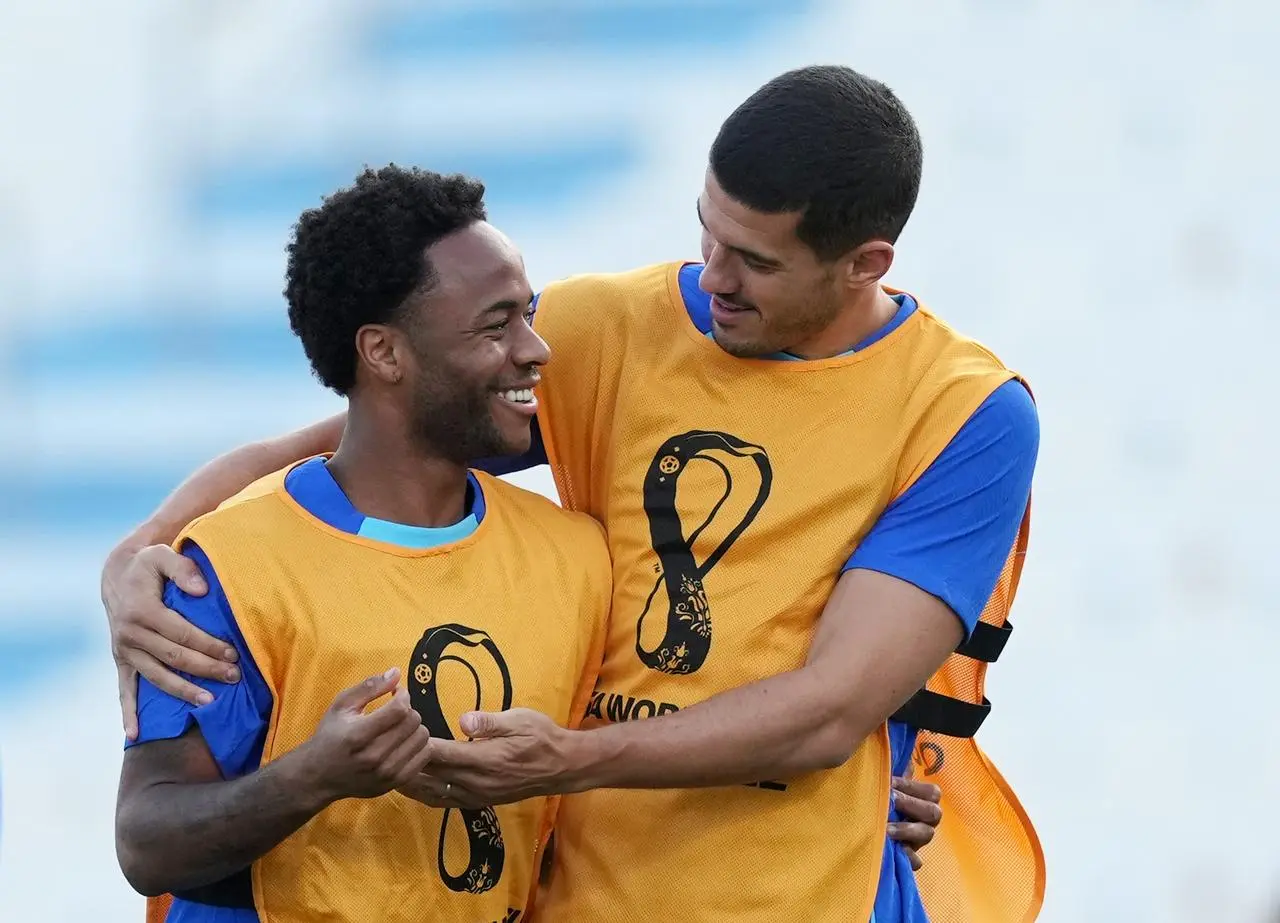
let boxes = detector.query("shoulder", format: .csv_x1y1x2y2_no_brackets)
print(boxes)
901,380,1038,506
905,294,1026,374
478,475,608,553
178,466,296,544
950,380,1039,462
537,262,681,317
163,542,237,633
218,465,296,511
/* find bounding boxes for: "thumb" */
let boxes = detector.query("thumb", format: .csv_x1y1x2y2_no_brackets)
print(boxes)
149,546,207,596
332,668,400,713
459,710,512,739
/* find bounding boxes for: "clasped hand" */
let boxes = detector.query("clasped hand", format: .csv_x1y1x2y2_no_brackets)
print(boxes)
398,708,573,809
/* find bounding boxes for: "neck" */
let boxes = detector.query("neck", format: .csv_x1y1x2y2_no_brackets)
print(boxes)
326,403,469,528
786,285,900,360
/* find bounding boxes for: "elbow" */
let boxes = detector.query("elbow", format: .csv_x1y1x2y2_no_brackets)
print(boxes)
117,845,169,897
808,727,859,772
116,810,174,897
796,714,864,773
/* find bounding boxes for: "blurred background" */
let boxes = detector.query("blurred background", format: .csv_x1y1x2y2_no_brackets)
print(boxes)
1,0,1278,920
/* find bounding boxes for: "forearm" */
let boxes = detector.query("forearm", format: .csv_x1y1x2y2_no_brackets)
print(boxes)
115,413,346,549
428,572,963,802
117,751,332,895
565,665,868,791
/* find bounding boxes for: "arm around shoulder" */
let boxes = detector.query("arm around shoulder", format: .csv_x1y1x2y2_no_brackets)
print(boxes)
105,413,346,726
115,412,347,552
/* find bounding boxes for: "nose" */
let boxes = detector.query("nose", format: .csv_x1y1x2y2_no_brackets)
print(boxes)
512,315,551,368
699,243,736,295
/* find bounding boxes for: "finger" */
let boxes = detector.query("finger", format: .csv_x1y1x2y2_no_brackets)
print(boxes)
892,792,943,828
118,664,140,740
121,623,240,685
427,737,489,770
142,604,239,667
887,821,936,850
358,696,424,758
139,545,207,596
459,709,524,739
447,785,491,810
348,688,419,750
891,776,941,803
402,773,486,810
396,767,450,801
128,648,215,707
398,788,449,809
331,668,400,713
389,728,435,786
396,777,452,809
905,846,922,871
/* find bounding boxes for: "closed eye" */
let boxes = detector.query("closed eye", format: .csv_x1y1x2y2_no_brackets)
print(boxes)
740,253,775,273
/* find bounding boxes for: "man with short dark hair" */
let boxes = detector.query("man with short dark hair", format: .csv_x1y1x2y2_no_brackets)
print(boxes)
114,166,612,923
105,67,1041,923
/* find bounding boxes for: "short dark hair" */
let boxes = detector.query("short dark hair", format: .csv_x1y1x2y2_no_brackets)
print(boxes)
709,65,923,260
284,164,487,394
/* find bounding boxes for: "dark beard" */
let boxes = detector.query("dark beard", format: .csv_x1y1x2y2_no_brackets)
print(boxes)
408,378,510,465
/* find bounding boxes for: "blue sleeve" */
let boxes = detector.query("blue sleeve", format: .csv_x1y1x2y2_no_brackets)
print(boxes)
126,543,274,779
843,380,1038,637
472,290,551,474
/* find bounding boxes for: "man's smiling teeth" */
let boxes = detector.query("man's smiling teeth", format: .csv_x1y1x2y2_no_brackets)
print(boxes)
500,389,534,404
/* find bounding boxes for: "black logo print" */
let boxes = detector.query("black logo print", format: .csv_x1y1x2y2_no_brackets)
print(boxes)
636,431,772,674
913,738,946,777
408,624,513,894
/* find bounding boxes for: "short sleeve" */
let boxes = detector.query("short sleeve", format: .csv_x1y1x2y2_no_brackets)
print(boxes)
127,542,274,779
843,380,1038,637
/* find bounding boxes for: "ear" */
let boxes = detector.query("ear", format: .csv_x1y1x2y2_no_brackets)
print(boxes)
354,324,405,386
841,241,895,290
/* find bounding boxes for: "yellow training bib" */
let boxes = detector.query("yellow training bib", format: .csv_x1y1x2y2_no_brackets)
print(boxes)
530,262,1041,923
170,464,611,923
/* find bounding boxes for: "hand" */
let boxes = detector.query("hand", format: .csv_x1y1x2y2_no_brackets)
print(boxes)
299,668,434,803
395,773,487,810
887,776,942,871
418,708,574,806
102,542,241,739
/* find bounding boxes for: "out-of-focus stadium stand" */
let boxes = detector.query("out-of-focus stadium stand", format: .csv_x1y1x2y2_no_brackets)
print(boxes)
1,1,1277,920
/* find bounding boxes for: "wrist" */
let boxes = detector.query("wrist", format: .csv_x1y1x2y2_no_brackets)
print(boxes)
273,745,341,813
556,725,624,794
110,521,171,561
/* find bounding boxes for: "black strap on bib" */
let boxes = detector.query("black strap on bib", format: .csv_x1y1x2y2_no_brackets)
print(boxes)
892,690,992,739
890,621,1014,737
954,619,1013,663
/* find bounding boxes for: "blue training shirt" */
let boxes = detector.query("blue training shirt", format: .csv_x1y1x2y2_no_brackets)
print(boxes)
480,264,1039,923
127,460,486,923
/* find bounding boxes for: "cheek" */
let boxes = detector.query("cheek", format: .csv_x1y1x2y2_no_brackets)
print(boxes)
477,339,516,381
423,344,502,397
744,277,785,314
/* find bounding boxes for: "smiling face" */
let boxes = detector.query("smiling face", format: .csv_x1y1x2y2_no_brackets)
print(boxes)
696,170,846,358
391,221,549,462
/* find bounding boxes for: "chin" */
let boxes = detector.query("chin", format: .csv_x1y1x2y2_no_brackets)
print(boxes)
488,422,532,458
711,331,773,359
500,432,532,457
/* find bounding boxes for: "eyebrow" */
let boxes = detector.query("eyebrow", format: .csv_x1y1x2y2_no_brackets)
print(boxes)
695,200,785,270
